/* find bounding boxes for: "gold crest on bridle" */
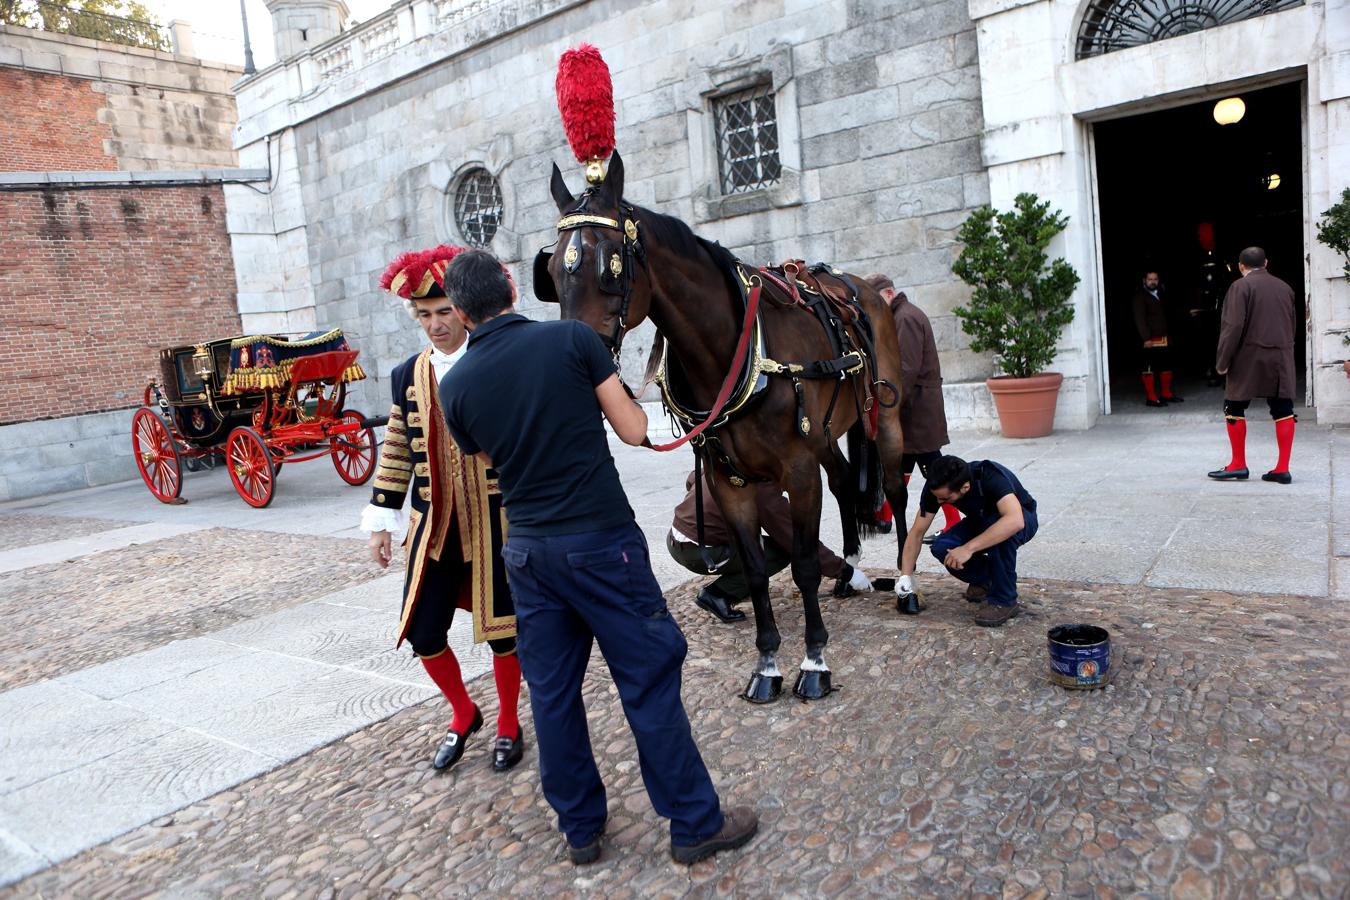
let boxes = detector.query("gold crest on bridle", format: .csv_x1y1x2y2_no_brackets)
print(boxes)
610,254,623,276
564,245,578,267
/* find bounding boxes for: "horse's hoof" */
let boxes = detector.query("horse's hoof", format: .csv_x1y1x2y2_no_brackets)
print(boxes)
742,673,783,704
792,669,833,700
896,591,926,615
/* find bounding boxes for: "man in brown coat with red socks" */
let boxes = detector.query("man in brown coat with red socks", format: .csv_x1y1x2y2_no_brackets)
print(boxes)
1208,247,1298,484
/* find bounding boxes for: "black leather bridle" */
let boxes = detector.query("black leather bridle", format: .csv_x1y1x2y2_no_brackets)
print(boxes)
533,191,646,363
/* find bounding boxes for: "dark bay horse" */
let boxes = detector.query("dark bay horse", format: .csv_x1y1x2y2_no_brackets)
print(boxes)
535,152,909,702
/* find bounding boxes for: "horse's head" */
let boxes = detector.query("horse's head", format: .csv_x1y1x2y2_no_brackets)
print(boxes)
533,151,649,355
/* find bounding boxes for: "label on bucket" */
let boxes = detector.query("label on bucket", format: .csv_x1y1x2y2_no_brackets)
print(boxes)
1047,624,1111,687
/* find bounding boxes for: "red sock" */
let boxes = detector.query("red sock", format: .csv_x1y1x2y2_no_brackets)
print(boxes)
1141,373,1158,402
1159,371,1175,399
1225,417,1247,470
492,652,522,738
876,499,893,524
421,649,476,732
941,504,961,531
1273,416,1295,473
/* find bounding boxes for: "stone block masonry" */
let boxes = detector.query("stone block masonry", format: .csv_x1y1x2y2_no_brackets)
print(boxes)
0,186,241,426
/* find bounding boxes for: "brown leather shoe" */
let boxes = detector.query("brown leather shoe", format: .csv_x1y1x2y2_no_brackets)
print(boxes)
670,806,759,865
973,601,1020,627
965,583,988,603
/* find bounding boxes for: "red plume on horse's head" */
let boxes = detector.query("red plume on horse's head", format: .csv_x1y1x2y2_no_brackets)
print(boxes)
556,43,614,185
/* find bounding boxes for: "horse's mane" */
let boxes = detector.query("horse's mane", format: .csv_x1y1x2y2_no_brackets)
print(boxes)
632,204,743,296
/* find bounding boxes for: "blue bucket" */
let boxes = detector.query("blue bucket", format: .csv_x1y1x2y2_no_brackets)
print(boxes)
1047,624,1112,689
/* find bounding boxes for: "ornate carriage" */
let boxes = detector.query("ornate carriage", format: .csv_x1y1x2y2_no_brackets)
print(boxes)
132,328,381,508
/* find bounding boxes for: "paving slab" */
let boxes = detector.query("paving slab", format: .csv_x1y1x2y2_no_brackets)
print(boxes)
0,522,206,574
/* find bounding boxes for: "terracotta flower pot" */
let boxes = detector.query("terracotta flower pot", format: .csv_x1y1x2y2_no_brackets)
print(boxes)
986,372,1064,438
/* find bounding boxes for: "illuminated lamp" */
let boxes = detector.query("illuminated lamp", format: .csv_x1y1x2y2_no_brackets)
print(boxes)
1213,97,1245,125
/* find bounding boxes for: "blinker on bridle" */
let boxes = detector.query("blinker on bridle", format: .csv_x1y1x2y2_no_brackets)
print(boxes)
533,196,645,361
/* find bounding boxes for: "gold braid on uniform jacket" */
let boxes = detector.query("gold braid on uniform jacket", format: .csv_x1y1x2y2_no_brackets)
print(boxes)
372,402,412,504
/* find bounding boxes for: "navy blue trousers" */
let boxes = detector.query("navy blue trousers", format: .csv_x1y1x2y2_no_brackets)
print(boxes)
500,521,723,848
930,508,1038,606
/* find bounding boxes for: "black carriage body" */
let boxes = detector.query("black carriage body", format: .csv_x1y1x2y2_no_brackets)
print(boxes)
157,339,263,448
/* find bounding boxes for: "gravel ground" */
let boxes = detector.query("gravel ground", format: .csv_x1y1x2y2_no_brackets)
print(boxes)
8,572,1346,899
0,528,384,690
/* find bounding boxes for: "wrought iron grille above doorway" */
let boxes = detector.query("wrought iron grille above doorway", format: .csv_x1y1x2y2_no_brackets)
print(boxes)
1076,0,1303,59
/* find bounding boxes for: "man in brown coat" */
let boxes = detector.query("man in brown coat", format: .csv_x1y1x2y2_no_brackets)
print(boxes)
865,274,960,537
1208,247,1298,484
1132,271,1183,406
667,471,873,623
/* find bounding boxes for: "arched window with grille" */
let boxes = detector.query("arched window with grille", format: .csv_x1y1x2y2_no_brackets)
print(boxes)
453,167,503,247
1076,0,1302,59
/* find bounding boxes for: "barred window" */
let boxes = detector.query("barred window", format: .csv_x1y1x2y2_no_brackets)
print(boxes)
714,85,782,196
1076,0,1302,59
453,168,503,247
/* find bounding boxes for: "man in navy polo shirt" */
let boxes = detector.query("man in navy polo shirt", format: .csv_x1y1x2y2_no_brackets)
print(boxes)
897,455,1038,627
437,250,757,867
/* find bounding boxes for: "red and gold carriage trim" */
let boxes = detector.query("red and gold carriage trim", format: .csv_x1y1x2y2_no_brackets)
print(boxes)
132,327,380,508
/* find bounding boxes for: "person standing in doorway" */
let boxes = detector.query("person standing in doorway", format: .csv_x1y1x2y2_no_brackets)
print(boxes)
1208,247,1298,483
438,249,758,867
864,274,960,538
1133,271,1183,407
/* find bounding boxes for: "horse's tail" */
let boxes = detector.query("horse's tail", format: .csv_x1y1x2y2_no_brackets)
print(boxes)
847,421,885,539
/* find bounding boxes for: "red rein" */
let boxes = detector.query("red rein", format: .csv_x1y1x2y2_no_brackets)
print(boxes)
645,283,761,452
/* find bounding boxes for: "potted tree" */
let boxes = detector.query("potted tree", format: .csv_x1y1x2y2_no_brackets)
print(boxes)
1314,187,1350,377
952,193,1080,438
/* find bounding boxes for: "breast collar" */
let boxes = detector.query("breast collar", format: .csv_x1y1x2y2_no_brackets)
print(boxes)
655,262,771,432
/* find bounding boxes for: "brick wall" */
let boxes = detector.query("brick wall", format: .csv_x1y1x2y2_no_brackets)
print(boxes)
0,186,240,425
0,68,117,171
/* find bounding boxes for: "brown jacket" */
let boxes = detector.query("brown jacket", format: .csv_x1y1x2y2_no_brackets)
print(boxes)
1132,286,1169,341
891,295,949,454
671,473,846,578
1216,269,1297,401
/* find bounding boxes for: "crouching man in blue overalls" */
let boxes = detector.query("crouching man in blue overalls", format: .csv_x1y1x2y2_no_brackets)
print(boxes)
897,455,1038,627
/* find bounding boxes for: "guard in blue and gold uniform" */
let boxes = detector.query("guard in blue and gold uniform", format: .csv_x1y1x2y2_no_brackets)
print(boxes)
360,244,523,772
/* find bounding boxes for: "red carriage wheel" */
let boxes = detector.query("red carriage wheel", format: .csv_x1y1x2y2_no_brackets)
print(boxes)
331,409,377,486
131,408,183,503
226,426,276,508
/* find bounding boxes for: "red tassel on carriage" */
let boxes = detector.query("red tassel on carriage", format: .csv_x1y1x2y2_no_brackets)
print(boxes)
556,43,615,184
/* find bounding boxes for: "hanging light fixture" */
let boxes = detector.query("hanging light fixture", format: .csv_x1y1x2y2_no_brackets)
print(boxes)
1264,173,1281,190
1213,97,1245,125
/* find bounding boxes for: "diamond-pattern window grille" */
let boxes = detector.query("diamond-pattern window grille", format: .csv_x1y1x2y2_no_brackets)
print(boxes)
1076,0,1302,59
714,85,782,196
454,168,503,248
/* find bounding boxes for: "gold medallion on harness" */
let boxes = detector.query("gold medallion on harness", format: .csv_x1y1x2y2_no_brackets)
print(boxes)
800,417,812,434
564,245,578,268
610,254,623,276
624,219,638,242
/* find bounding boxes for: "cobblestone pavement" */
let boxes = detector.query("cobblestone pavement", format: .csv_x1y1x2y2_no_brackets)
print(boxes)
10,574,1346,898
0,528,382,691
0,513,134,551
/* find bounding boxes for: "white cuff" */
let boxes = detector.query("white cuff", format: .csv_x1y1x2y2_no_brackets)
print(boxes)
897,575,915,594
360,504,403,535
848,567,873,591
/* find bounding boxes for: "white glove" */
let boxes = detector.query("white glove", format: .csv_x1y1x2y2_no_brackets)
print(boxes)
848,567,872,591
897,574,916,594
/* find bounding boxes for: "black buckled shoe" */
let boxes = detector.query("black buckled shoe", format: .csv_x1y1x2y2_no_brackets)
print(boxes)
433,706,482,770
1163,395,1184,403
1261,470,1292,484
492,727,525,772
695,588,745,623
567,822,606,865
973,601,1020,627
1207,467,1249,481
1145,399,1167,408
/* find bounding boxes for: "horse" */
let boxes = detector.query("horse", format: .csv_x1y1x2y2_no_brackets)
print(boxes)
533,151,910,703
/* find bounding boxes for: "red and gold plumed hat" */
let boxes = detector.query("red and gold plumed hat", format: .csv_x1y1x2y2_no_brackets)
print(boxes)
556,43,615,185
380,245,467,300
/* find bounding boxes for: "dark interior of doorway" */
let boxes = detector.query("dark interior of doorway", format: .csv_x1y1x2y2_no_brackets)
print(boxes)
1094,80,1305,413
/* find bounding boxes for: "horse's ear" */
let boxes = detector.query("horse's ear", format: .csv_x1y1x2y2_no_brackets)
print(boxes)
601,151,625,206
550,163,574,211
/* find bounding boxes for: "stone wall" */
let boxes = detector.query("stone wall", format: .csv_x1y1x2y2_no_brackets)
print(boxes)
0,23,241,170
229,0,993,422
